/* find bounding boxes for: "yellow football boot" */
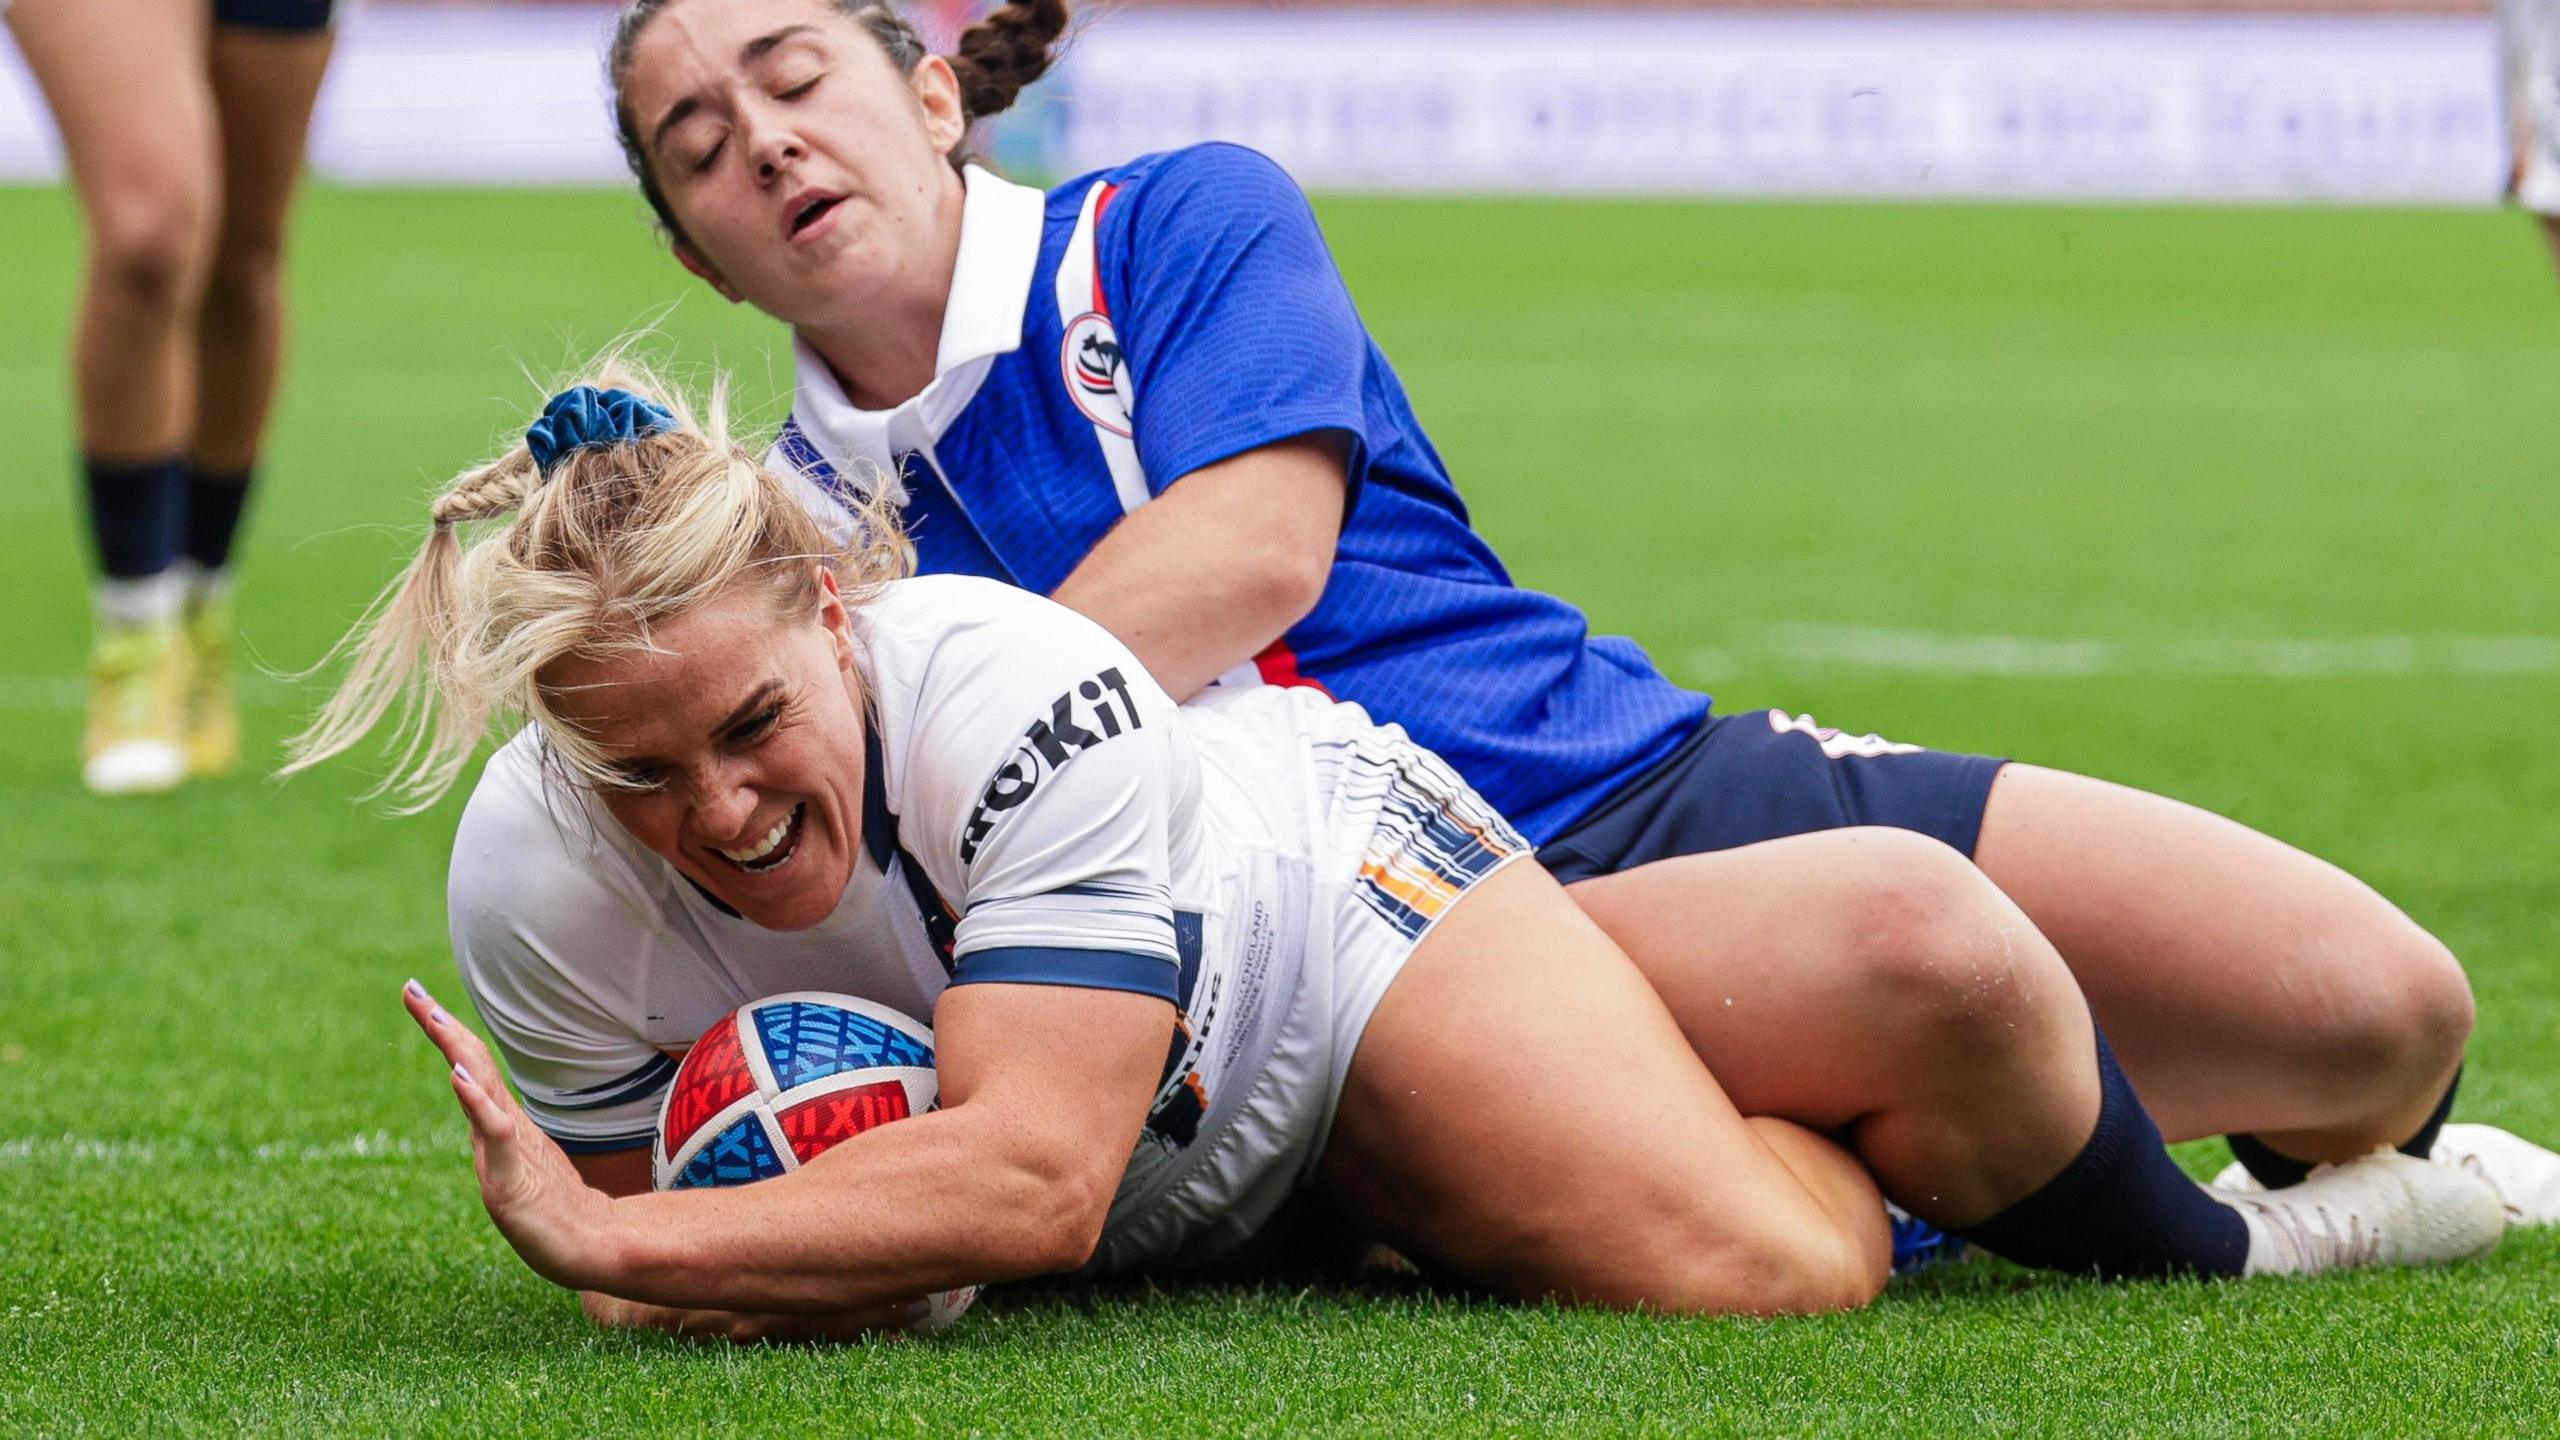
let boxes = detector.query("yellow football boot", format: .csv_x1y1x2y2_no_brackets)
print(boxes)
183,590,241,779
82,619,188,795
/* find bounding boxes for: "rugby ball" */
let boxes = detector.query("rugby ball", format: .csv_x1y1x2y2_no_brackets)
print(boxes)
652,991,977,1333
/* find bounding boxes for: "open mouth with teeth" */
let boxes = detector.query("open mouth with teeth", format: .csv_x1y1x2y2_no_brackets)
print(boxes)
715,802,807,874
789,195,842,239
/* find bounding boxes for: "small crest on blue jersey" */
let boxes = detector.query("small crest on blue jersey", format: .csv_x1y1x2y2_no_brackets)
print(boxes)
1060,311,1134,438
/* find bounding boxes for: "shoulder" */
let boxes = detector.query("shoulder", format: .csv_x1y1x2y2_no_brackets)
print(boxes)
444,733,680,1134
861,574,1128,665
449,732,663,994
1106,142,1302,200
859,574,1108,673
860,577,1155,756
1069,144,1314,246
857,577,1176,866
451,732,643,903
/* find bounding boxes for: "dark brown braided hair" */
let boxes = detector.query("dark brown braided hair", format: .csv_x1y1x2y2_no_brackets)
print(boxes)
608,0,1071,244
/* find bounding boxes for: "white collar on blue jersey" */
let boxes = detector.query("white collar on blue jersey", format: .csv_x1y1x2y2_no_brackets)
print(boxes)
788,164,1049,487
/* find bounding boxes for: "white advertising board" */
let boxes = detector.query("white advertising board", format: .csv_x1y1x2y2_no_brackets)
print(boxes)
1045,9,2508,202
0,4,2515,202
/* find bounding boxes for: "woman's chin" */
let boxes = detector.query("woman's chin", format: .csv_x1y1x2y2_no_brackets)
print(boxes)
738,889,835,932
720,856,849,933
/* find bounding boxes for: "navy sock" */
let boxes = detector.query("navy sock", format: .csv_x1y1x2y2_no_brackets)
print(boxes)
184,466,254,574
1953,1027,2250,1279
2227,1063,2462,1189
84,455,188,579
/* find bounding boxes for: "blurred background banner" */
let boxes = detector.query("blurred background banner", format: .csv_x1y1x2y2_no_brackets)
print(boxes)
0,1,2513,200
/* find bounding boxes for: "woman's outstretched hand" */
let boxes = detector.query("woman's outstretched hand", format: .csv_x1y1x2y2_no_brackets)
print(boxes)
403,980,619,1292
399,982,933,1343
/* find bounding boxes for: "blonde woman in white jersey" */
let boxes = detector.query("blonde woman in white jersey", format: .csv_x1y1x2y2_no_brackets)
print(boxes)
286,371,2500,1340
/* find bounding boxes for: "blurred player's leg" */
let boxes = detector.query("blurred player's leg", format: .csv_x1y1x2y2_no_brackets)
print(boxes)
184,19,334,778
2500,0,2560,281
1971,765,2472,1165
9,0,219,793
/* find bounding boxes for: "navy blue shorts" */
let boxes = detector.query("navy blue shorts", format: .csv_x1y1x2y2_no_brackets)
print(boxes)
212,0,333,32
1538,709,2009,885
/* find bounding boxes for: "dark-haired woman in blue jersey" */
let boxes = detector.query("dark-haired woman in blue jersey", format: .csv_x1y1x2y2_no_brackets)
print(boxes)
566,0,2560,1279
7,0,334,794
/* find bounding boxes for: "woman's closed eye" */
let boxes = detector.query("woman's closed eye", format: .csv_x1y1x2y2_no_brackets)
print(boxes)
608,759,669,792
726,702,786,747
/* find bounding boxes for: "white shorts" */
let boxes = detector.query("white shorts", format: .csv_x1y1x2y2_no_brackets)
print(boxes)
2503,0,2560,213
1084,696,1530,1274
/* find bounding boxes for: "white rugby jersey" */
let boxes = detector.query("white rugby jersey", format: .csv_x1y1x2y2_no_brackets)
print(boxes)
450,576,1309,1199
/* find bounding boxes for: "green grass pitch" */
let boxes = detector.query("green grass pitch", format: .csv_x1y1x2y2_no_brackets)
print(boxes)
3,184,2558,1435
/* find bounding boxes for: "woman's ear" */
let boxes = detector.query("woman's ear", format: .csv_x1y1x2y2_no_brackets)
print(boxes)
814,567,855,669
911,55,968,158
674,239,745,304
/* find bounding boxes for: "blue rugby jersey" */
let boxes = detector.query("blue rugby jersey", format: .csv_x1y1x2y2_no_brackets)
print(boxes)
776,143,1709,843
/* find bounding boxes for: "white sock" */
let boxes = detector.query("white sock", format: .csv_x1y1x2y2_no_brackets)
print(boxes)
176,558,234,609
94,571,186,628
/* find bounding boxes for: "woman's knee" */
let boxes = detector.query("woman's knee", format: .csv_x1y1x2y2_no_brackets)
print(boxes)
87,173,217,316
2285,915,2473,1097
201,235,284,333
1565,1157,1884,1317
1650,1211,1883,1317
1827,827,2069,1049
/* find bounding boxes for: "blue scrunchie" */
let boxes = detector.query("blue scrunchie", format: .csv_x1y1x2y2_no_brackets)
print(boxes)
524,385,678,476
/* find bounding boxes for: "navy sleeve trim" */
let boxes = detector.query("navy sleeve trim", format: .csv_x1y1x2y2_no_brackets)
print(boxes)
950,945,1178,1003
1051,880,1172,902
547,1130,655,1156
547,1053,679,1112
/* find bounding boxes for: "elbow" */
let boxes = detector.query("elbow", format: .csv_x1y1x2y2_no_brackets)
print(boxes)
1281,538,1335,618
1246,539,1332,638
997,1157,1117,1279
1030,1169,1115,1276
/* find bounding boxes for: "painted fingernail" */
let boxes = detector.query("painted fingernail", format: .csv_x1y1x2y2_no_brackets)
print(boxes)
403,978,427,1001
453,1063,475,1087
429,1006,453,1028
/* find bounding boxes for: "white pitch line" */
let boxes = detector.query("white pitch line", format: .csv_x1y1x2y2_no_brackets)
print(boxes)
0,1131,449,1165
1692,627,2560,680
0,676,295,711
0,678,87,710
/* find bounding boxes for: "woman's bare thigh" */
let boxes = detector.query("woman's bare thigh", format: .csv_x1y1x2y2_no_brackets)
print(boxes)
1972,763,2469,1147
1315,861,1887,1316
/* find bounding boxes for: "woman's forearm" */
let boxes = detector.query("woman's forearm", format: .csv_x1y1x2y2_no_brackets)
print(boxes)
582,1290,931,1342
576,1103,1104,1313
1049,436,1346,701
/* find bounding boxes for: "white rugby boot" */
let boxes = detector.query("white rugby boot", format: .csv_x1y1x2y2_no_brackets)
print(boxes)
2214,1150,2504,1276
2214,1123,2560,1226
82,617,188,796
2425,1124,2560,1225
